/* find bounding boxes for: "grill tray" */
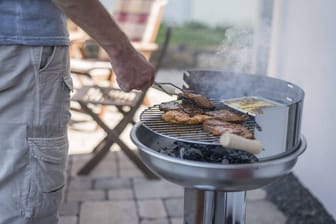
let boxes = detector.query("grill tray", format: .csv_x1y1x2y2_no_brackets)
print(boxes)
140,101,257,145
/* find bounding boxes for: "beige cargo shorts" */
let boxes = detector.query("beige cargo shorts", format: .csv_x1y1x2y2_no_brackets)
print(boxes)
0,45,72,224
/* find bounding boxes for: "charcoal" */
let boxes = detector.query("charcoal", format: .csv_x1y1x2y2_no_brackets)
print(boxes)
180,147,203,160
158,141,258,164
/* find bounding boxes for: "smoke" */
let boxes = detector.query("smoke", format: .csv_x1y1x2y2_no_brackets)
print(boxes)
196,3,274,75
196,26,254,73
216,26,254,73
253,17,273,74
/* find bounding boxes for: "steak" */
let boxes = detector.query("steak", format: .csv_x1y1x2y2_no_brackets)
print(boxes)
178,92,215,110
203,119,253,139
178,103,204,116
159,101,180,112
205,110,249,122
162,110,211,125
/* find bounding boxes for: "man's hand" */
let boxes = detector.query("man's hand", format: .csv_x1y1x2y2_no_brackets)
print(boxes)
109,45,155,92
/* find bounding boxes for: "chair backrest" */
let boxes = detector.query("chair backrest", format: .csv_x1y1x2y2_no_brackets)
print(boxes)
113,0,168,43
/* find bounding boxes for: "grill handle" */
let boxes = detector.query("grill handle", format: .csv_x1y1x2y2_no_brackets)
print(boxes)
152,81,184,96
220,133,263,154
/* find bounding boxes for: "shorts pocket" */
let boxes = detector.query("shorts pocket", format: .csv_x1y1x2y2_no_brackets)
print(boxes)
63,74,73,93
39,46,56,72
25,135,68,218
28,135,68,193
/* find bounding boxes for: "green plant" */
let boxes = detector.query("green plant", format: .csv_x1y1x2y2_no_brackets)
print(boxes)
156,22,229,49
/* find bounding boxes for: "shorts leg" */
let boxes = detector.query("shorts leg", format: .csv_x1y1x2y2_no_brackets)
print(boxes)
0,45,72,224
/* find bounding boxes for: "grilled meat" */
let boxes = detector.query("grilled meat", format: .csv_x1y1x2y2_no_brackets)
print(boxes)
186,114,212,125
178,103,204,116
203,119,253,139
162,110,189,123
162,110,211,125
159,101,180,112
178,92,215,110
159,101,205,116
205,110,249,122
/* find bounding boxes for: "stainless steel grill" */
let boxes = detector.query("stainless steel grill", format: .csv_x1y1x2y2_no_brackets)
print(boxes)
140,101,257,145
131,70,306,224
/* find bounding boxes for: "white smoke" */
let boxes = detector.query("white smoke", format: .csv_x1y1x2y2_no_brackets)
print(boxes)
196,26,254,73
216,26,254,73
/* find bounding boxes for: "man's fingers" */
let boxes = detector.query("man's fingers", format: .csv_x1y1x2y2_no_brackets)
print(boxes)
113,52,155,92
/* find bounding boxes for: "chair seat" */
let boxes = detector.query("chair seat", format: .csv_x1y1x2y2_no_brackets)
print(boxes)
71,58,112,74
72,85,143,107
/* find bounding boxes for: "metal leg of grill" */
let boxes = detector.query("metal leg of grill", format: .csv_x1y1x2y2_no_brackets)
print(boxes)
184,189,246,224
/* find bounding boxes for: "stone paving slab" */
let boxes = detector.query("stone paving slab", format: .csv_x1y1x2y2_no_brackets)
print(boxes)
141,219,169,224
69,149,118,178
80,201,138,224
59,202,80,216
108,189,134,200
67,190,106,202
164,198,184,218
247,189,267,201
59,216,78,224
67,176,93,191
170,218,184,224
134,179,184,199
138,199,167,219
94,177,131,190
117,150,138,169
120,166,145,178
86,153,118,178
246,200,287,224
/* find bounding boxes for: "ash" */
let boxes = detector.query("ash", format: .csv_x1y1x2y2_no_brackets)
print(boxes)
158,141,258,164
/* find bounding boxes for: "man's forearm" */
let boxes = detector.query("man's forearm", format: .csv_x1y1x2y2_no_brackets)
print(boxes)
53,0,133,62
53,0,155,91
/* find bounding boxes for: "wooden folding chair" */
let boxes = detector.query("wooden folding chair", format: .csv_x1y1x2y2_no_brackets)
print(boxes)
70,1,171,177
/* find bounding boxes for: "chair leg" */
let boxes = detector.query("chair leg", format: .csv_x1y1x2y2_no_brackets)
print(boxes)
77,138,113,175
98,105,108,119
142,95,151,107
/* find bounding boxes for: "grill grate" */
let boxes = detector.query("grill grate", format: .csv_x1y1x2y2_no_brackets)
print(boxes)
140,101,257,145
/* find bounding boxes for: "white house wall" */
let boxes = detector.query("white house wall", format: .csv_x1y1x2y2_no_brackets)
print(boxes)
268,0,336,218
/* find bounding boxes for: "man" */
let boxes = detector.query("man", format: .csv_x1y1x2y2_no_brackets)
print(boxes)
0,0,154,223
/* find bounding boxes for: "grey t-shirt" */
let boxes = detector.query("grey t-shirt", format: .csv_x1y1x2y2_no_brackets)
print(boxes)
0,0,69,46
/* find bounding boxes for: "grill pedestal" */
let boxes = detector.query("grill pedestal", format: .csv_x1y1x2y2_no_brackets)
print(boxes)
185,189,246,224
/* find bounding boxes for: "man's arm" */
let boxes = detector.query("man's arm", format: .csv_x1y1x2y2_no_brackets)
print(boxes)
53,0,154,91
